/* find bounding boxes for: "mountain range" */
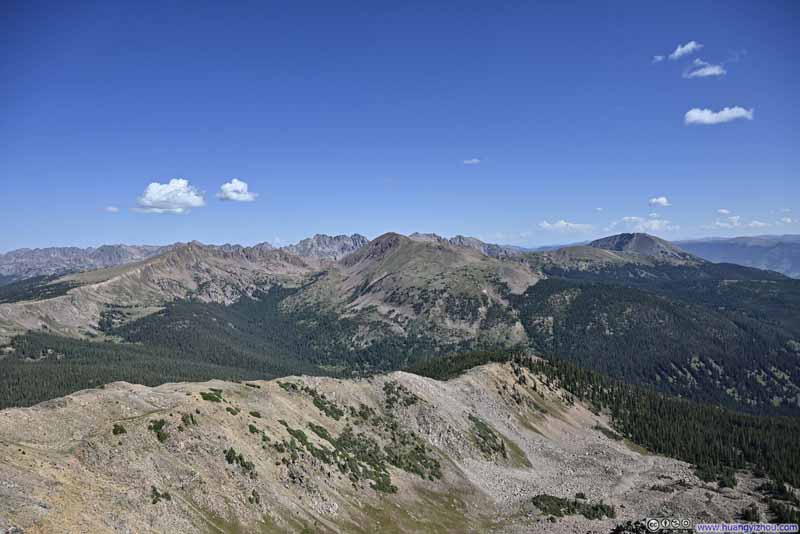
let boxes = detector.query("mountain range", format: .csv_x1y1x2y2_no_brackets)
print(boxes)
1,232,798,418
3,233,798,284
676,235,800,278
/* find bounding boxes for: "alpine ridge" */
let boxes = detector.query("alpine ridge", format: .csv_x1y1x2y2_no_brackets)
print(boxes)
0,360,771,534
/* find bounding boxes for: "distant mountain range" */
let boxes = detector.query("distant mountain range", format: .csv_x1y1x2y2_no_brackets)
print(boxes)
675,235,800,278
4,233,797,285
1,231,798,417
0,244,173,284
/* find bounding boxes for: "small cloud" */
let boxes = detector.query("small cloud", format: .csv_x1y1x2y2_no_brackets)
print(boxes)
648,212,659,218
779,217,794,224
217,179,258,202
135,178,205,214
652,55,665,63
669,40,703,60
685,106,754,125
539,220,593,233
780,208,792,213
648,196,671,207
463,158,481,165
706,215,771,229
608,216,678,233
104,206,120,213
595,207,604,212
683,58,726,78
717,208,731,215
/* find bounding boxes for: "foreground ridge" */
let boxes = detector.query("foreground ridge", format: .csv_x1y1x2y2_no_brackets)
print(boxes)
0,362,770,533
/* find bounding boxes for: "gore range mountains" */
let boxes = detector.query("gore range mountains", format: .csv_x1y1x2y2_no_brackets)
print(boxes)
0,231,799,417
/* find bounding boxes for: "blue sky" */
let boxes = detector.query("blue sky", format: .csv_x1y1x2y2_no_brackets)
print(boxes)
1,0,797,251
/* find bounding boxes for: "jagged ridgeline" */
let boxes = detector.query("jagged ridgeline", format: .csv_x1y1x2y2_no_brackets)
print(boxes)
0,232,799,415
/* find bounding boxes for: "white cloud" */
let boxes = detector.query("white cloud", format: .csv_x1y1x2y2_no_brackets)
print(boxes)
135,178,206,214
217,179,258,202
104,206,120,213
652,55,665,63
463,158,481,165
539,220,593,233
685,106,754,125
669,40,703,60
707,215,771,229
595,207,604,212
717,208,731,215
609,216,678,233
648,196,671,207
780,217,794,224
648,212,659,218
683,58,726,78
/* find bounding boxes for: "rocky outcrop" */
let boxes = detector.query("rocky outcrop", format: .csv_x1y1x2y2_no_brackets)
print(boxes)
283,234,369,261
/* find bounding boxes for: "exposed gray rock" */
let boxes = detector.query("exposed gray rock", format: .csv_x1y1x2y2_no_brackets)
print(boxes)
283,234,369,261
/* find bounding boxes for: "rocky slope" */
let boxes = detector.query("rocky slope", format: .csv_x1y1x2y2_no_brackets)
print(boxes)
283,234,369,261
0,362,764,534
0,242,315,342
284,233,539,347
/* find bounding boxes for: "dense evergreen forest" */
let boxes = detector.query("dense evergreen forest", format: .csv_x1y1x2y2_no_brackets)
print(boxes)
1,330,328,409
0,287,474,409
112,286,467,372
0,274,78,303
510,276,800,415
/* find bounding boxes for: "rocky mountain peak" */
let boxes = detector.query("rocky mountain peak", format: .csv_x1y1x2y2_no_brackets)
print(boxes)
283,233,369,261
408,232,446,243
